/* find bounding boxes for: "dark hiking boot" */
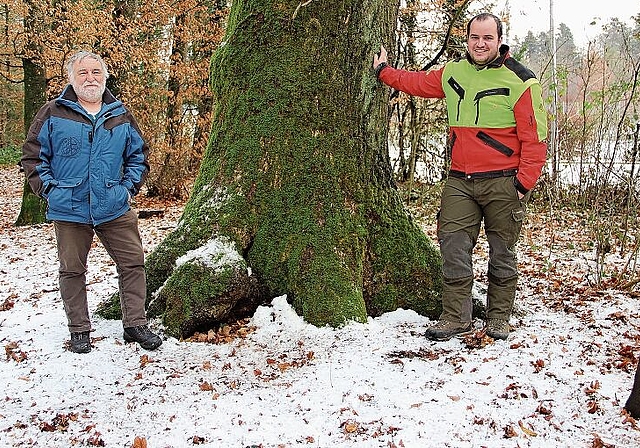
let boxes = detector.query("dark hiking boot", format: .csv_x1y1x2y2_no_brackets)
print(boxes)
425,320,473,341
486,319,510,340
69,331,91,353
123,325,162,350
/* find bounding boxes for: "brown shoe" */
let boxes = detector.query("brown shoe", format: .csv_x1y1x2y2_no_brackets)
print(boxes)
486,319,510,340
425,320,473,341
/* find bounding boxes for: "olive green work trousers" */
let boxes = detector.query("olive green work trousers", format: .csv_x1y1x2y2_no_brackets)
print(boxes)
436,175,530,323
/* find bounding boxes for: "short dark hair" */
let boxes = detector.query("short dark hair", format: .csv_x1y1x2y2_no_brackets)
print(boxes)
466,13,503,40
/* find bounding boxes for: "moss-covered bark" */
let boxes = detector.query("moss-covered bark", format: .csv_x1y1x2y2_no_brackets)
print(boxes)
130,0,443,333
14,177,47,226
15,57,47,226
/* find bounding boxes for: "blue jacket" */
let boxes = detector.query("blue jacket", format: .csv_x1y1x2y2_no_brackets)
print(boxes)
21,85,150,226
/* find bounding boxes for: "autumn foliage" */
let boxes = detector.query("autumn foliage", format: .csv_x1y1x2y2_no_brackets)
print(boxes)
0,0,228,199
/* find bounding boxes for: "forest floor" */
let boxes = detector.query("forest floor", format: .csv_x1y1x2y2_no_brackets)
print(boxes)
1,164,640,447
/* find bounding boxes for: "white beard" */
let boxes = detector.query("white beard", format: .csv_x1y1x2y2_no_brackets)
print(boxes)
74,81,105,103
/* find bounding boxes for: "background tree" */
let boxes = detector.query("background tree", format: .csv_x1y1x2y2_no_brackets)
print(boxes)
13,0,47,225
146,0,226,198
389,0,472,190
0,0,227,222
133,0,444,337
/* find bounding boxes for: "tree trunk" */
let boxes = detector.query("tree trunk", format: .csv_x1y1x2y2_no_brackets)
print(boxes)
15,13,47,227
108,0,443,337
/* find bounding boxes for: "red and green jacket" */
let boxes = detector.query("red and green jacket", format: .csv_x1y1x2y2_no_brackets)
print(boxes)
378,45,547,194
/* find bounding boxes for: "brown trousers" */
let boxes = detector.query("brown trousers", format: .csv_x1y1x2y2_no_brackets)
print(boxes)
54,209,148,332
437,175,529,323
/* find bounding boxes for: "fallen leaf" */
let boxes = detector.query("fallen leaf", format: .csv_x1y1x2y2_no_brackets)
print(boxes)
199,381,214,391
132,436,147,448
503,424,518,438
343,421,359,433
518,420,537,437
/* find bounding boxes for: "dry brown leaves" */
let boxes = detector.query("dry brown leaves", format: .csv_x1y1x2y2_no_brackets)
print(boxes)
39,412,78,432
462,329,494,349
5,341,27,362
0,166,23,231
139,354,154,368
0,294,16,311
386,347,451,364
37,413,105,445
184,318,256,344
591,433,616,447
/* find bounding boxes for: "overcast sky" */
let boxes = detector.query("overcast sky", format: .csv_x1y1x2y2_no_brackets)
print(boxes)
495,0,638,47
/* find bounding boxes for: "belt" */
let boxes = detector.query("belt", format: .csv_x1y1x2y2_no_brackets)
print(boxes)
449,169,518,180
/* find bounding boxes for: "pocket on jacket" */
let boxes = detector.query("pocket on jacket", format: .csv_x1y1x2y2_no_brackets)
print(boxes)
476,131,514,157
105,179,130,213
46,177,83,213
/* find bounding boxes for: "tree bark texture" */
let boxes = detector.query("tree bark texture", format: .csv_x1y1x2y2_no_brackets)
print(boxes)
15,56,47,226
141,0,443,336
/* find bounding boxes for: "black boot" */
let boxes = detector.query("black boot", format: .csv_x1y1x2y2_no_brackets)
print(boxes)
625,361,640,418
123,325,162,350
69,331,91,353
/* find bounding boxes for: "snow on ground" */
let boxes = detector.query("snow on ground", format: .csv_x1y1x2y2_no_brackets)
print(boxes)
0,165,639,447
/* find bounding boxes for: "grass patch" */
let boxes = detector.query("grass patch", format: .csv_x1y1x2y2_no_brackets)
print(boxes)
0,145,21,166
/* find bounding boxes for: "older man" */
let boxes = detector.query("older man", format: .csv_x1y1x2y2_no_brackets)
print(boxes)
21,51,162,353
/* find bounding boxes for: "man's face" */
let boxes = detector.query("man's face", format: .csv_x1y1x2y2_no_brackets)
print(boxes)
71,57,106,103
467,18,501,66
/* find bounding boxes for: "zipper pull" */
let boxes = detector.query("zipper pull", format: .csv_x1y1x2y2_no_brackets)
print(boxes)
89,131,93,143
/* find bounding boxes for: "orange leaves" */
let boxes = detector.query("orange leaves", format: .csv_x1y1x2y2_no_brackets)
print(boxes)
199,381,215,392
3,0,228,199
536,402,553,418
139,354,154,369
341,419,360,434
131,436,147,448
584,380,602,414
